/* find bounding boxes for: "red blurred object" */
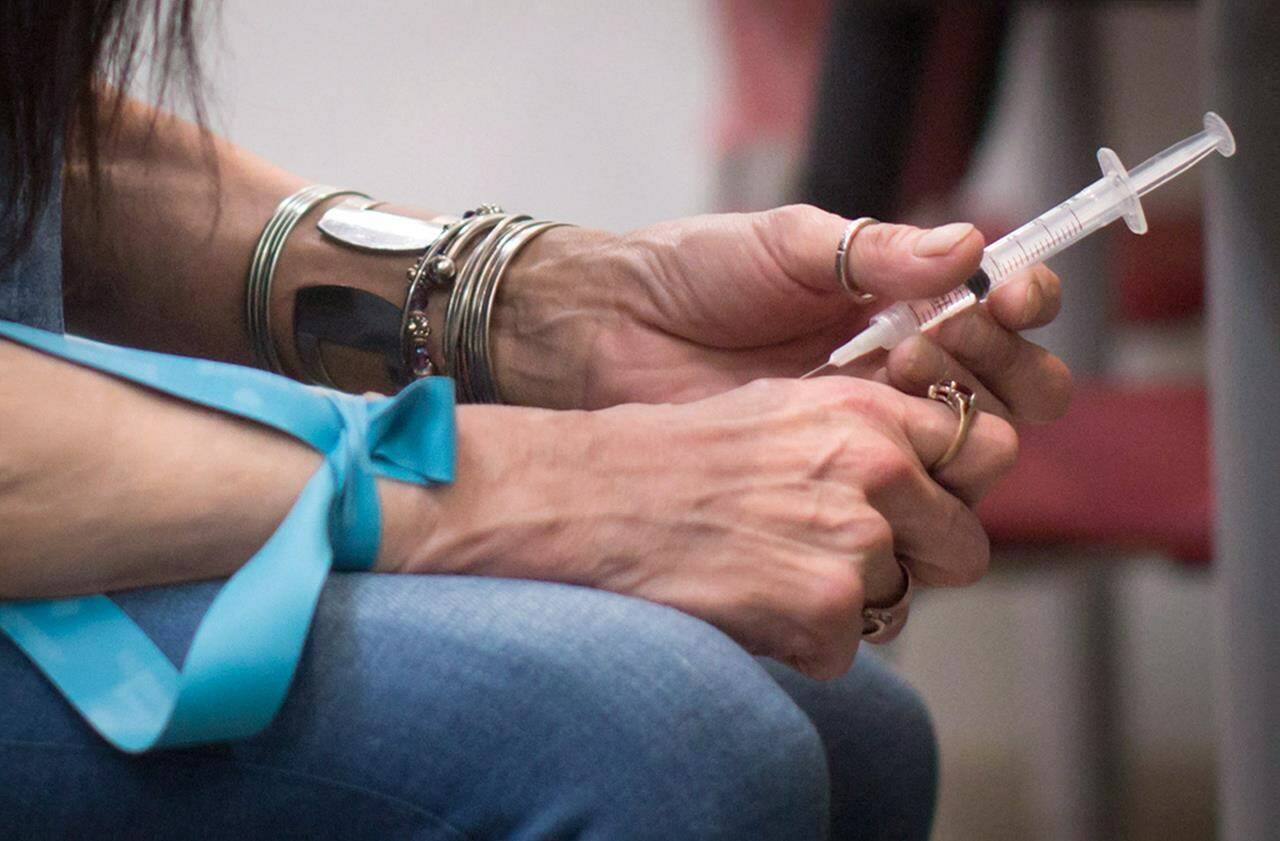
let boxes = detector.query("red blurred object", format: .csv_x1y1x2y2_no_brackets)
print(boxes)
712,0,829,154
1115,217,1204,324
978,383,1211,564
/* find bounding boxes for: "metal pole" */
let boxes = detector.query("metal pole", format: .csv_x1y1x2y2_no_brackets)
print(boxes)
1203,3,1280,838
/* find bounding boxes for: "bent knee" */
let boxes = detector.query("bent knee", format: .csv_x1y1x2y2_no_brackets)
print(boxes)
308,576,832,839
467,580,832,838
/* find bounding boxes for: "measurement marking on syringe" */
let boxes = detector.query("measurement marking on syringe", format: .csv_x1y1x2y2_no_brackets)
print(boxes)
1011,236,1031,267
1029,220,1056,259
1066,206,1085,236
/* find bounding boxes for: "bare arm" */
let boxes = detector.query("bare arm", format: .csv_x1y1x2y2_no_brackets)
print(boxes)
61,96,603,401
0,337,445,598
0,327,1021,676
62,97,405,385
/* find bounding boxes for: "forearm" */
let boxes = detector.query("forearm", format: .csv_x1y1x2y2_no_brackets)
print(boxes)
61,97,626,404
63,98,298,365
0,338,447,598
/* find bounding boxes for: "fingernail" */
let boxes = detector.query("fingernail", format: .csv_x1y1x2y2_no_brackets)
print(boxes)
1025,279,1043,320
912,222,975,257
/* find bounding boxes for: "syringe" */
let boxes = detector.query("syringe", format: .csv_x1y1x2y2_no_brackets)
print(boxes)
804,112,1236,376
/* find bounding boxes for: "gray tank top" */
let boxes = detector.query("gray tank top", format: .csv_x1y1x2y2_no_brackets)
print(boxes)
0,136,65,333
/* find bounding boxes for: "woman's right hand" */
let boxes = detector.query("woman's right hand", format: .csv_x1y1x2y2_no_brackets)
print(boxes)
383,375,1018,680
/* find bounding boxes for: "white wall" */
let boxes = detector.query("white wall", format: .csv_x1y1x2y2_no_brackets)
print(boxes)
203,0,719,231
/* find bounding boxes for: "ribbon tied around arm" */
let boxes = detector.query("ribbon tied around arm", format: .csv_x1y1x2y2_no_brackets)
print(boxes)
0,321,455,751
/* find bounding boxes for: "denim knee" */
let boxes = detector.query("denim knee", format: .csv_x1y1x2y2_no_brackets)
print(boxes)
456,580,833,840
1,575,833,840
763,651,938,841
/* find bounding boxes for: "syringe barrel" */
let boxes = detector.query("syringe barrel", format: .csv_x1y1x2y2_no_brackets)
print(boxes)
902,286,979,334
870,173,1132,342
979,174,1130,287
830,114,1235,369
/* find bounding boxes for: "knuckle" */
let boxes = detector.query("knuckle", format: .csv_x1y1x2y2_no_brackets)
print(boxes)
892,338,942,388
786,627,827,673
833,378,899,421
770,202,822,225
790,628,858,682
863,442,919,491
965,313,1017,370
747,376,790,397
761,203,831,244
808,565,865,624
858,512,896,558
751,204,842,292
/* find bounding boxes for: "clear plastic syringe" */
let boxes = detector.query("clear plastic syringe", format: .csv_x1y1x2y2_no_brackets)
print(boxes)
805,111,1236,376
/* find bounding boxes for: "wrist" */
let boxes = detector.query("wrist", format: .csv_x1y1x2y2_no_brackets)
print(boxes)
488,226,637,409
377,403,604,579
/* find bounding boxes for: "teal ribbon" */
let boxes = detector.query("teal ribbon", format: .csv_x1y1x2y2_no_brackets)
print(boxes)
0,321,455,751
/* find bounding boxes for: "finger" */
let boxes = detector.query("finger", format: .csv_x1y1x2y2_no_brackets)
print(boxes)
983,263,1063,331
851,439,993,586
931,306,1074,423
885,334,1012,421
787,554,873,680
882,481,990,589
846,220,986,301
758,205,985,301
894,389,1021,505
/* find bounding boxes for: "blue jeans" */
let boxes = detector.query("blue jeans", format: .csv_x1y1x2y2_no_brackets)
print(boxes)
0,575,936,840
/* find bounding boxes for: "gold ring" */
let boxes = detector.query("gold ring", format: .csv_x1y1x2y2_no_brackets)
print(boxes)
927,380,977,471
835,217,878,303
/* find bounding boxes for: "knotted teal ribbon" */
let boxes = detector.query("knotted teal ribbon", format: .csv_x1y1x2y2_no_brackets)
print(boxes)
0,321,455,751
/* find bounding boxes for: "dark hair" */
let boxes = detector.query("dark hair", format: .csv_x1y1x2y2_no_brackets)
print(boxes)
0,0,207,266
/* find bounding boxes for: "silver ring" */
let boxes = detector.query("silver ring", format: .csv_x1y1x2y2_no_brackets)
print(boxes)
861,558,913,643
835,217,879,303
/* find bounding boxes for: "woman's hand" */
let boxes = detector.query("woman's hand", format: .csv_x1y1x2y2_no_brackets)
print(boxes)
384,376,1018,679
492,206,1071,422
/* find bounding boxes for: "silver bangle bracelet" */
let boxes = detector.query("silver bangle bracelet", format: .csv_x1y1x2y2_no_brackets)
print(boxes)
301,198,568,401
442,216,569,404
445,214,529,396
402,208,510,380
246,185,369,374
466,220,567,404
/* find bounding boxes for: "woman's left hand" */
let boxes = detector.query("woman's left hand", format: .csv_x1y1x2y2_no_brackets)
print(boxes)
493,204,1071,422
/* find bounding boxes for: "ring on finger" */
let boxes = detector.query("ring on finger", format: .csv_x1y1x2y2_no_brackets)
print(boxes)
861,558,913,643
835,217,878,303
927,379,977,472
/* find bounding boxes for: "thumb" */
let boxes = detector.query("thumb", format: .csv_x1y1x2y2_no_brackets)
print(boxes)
762,205,985,301
845,220,985,300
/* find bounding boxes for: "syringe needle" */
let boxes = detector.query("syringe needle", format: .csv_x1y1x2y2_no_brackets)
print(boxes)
799,364,833,380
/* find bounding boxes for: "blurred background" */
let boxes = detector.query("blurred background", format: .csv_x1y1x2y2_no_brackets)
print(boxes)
193,2,1274,839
